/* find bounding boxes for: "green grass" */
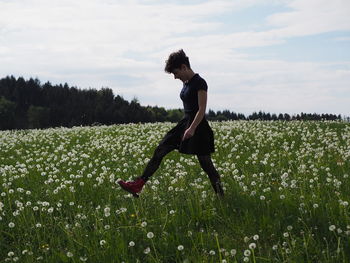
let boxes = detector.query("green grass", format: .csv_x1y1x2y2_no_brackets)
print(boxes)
0,120,349,262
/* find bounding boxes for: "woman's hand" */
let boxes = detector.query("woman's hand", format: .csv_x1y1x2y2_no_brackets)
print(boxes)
182,127,195,141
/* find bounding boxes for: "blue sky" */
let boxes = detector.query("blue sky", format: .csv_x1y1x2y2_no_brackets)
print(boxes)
0,0,349,116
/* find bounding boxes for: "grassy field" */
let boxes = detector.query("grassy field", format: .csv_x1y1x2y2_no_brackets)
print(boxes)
0,120,349,262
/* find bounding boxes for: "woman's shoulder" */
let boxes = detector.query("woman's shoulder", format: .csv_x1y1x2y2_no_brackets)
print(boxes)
193,74,208,91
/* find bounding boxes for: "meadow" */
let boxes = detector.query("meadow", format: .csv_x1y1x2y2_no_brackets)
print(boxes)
0,120,349,262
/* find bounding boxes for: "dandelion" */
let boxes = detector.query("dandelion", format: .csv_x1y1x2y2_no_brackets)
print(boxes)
329,225,336,231
209,250,216,255
129,241,135,247
144,247,150,254
249,243,256,249
141,221,147,227
100,240,106,246
283,232,289,238
177,245,184,251
230,249,237,256
8,222,15,228
243,257,250,262
244,249,251,257
67,252,73,257
147,232,154,239
253,234,259,240
8,251,15,257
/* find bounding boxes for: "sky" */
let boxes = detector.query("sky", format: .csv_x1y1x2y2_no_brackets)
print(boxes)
0,0,349,116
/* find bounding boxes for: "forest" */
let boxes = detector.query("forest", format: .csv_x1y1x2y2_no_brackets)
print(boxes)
0,76,343,130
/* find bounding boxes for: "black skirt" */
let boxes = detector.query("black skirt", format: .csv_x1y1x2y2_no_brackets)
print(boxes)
159,114,215,155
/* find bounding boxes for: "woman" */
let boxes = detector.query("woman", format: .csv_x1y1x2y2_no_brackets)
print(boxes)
118,49,224,197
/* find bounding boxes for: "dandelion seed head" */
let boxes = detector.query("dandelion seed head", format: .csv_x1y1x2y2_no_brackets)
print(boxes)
249,242,256,249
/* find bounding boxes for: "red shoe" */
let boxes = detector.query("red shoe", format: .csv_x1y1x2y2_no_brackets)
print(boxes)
118,178,145,198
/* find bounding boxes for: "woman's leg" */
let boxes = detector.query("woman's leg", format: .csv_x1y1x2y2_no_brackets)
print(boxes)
140,144,175,181
197,155,224,196
118,144,175,197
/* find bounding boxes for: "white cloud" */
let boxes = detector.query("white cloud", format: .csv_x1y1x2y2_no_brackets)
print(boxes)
0,0,349,115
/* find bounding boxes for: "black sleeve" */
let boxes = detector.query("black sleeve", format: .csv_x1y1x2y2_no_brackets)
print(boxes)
195,78,208,92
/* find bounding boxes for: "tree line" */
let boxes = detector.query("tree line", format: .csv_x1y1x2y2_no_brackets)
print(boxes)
0,76,344,130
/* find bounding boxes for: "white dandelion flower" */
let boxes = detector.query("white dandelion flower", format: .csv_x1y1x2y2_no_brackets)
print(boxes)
244,249,251,257
329,225,336,231
129,241,135,247
249,243,256,250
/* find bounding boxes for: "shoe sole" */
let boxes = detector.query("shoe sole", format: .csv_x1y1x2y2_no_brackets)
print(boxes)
118,182,139,198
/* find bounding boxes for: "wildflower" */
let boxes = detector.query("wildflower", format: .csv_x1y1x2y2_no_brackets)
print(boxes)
253,234,259,240
141,221,147,227
329,225,336,231
230,249,237,256
244,249,251,257
209,250,216,255
8,222,15,228
67,252,73,257
249,243,256,249
144,247,150,254
100,240,106,246
177,245,184,251
129,241,135,247
243,257,250,262
8,251,15,257
147,232,154,239
283,232,289,238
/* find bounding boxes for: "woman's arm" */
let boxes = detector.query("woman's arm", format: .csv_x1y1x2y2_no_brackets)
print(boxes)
182,90,207,141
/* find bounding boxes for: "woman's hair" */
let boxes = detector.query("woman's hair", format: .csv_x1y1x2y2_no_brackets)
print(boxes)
164,49,191,73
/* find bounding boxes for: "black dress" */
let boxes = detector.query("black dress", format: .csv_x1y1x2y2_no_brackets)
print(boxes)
158,74,215,155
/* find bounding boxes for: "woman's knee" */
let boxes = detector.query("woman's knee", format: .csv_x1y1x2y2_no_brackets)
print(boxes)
153,145,173,160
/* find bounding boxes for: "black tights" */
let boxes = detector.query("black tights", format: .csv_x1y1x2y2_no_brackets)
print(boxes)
140,145,224,195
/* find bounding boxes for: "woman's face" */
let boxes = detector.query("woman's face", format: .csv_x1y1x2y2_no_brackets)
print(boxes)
172,65,188,83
